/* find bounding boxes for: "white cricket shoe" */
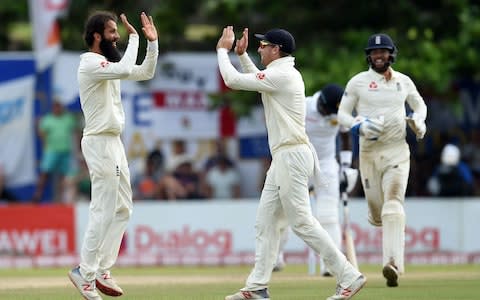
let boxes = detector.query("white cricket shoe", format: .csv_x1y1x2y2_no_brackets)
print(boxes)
68,266,102,300
225,288,270,300
383,262,399,287
326,275,366,300
96,270,124,296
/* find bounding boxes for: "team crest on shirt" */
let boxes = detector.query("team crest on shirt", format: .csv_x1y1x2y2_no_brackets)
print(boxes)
256,72,266,80
369,81,378,89
100,61,110,68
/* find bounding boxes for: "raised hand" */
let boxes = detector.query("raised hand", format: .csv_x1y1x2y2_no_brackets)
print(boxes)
216,26,235,51
140,12,158,41
235,28,249,55
120,14,137,35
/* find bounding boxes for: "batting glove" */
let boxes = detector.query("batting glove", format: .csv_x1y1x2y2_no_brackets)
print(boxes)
405,112,426,140
352,116,384,140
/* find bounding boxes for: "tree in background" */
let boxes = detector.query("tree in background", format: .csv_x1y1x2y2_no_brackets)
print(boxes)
0,1,478,119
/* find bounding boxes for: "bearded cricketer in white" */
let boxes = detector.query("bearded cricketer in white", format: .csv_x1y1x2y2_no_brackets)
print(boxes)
68,11,158,300
337,33,427,288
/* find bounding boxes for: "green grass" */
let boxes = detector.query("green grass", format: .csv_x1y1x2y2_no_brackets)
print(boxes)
0,264,478,299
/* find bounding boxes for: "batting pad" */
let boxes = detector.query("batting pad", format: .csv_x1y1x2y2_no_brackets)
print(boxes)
381,200,405,274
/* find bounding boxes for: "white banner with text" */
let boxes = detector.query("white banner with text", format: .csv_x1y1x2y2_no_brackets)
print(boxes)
74,199,480,266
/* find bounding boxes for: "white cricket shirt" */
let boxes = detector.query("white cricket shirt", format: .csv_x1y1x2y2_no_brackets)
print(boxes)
78,34,158,136
338,68,427,151
217,49,309,154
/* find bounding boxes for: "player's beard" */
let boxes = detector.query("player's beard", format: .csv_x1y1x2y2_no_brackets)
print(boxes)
372,62,390,73
100,37,122,62
369,56,391,73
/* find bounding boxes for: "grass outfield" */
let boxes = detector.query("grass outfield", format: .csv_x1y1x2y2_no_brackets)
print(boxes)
0,264,478,299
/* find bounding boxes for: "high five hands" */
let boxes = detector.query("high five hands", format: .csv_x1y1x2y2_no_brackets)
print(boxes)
120,12,158,41
235,28,248,55
217,26,235,51
120,14,137,35
217,26,249,55
140,12,158,41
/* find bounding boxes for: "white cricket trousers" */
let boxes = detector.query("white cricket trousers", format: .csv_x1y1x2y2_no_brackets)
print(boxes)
79,134,133,281
359,142,409,225
359,141,409,273
243,144,360,291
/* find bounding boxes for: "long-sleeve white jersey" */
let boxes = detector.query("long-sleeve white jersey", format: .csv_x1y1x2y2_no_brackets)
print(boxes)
337,68,427,151
217,49,309,154
305,96,339,161
78,34,158,136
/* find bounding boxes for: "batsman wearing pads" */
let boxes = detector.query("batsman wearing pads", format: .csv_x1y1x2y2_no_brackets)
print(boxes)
337,33,427,287
68,11,158,300
217,26,366,300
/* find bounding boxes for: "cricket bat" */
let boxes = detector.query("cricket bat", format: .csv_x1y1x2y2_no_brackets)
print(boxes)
342,191,359,270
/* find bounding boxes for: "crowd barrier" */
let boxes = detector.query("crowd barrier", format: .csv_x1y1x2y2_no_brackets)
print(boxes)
1,198,479,268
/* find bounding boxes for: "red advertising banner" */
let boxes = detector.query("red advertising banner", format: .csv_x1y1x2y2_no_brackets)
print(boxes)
0,204,75,255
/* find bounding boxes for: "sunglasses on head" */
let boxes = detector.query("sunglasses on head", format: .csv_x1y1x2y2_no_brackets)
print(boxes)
259,40,282,49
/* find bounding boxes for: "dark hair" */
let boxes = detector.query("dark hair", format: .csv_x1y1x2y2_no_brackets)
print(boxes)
83,11,117,47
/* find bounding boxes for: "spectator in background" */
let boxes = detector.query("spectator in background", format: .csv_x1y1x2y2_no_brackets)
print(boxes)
32,100,77,203
147,140,165,178
156,139,205,200
462,130,480,195
427,143,474,197
165,139,189,172
205,155,241,199
158,156,205,200
131,140,165,200
133,155,161,200
203,138,235,172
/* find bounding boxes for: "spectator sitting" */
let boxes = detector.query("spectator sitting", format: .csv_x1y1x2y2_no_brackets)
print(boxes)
133,155,161,200
158,156,205,200
147,140,165,178
427,144,474,197
165,139,188,172
205,155,241,199
203,138,235,172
